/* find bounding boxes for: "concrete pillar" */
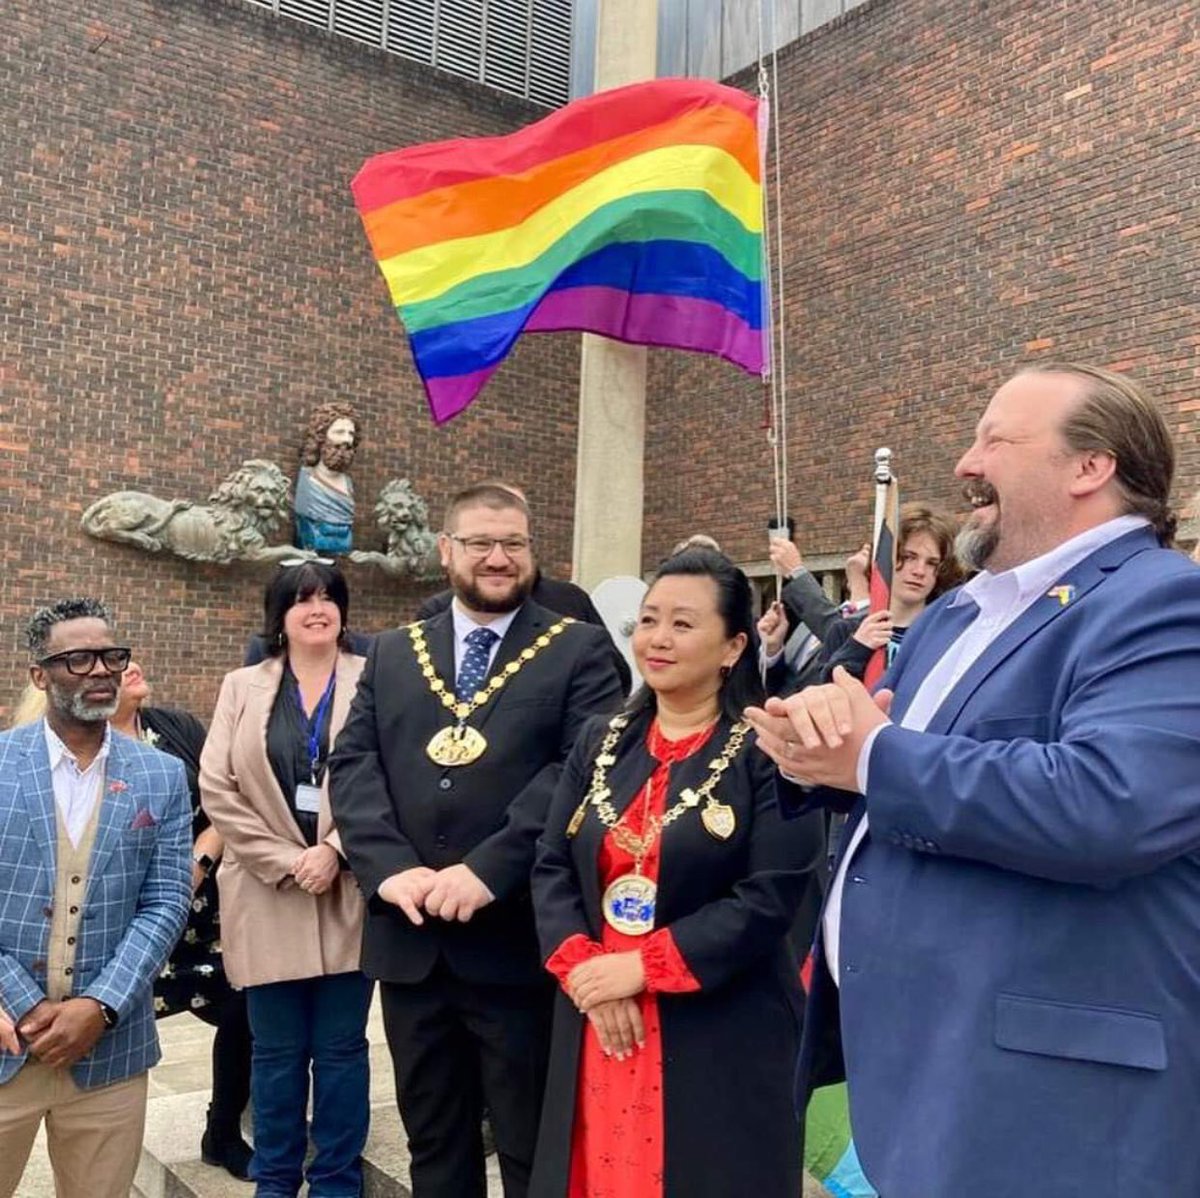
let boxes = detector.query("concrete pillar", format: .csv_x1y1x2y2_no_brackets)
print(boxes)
571,0,658,589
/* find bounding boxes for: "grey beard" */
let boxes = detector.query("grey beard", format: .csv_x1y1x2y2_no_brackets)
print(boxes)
955,521,999,573
50,685,119,723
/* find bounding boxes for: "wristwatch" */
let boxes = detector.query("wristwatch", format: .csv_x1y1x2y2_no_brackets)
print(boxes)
193,853,217,875
96,1001,119,1029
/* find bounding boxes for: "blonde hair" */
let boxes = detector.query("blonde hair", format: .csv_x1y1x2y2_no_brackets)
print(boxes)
8,682,47,728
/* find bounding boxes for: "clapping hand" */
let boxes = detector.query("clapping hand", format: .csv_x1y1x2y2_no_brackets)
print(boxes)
746,666,893,791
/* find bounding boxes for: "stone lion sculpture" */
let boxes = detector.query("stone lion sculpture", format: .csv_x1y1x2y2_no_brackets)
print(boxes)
348,478,440,579
81,460,316,565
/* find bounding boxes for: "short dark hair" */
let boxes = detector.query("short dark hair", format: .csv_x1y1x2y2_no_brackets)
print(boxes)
628,547,764,723
261,562,350,656
1022,362,1177,544
897,503,962,598
443,484,531,532
26,598,113,660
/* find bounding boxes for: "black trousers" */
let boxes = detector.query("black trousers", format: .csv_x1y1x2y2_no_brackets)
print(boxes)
380,964,553,1198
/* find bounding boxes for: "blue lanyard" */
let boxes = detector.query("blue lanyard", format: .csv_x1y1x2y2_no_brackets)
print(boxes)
293,671,336,784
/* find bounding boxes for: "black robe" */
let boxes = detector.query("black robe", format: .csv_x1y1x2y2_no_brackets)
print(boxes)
530,709,826,1197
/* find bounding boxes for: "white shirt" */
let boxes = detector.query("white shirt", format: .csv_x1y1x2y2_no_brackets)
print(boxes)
823,514,1149,984
451,600,519,678
43,719,112,848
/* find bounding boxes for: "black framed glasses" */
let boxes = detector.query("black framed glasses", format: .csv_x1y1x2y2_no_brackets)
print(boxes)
447,535,533,559
38,647,132,676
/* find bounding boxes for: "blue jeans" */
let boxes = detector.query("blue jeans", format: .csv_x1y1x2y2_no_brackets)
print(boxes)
245,971,373,1198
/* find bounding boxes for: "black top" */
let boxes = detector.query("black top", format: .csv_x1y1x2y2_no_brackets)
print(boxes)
266,666,333,846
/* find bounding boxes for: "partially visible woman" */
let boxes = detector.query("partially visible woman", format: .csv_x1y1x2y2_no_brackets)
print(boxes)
530,548,825,1198
200,561,370,1198
110,661,253,1180
6,681,46,727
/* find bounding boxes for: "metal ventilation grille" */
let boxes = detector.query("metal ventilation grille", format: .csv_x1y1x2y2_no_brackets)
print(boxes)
483,0,531,98
333,0,385,46
278,0,331,30
528,0,571,106
436,0,484,79
246,0,572,107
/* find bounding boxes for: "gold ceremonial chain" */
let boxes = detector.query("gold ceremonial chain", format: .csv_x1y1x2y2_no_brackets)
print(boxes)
566,714,750,845
409,617,574,767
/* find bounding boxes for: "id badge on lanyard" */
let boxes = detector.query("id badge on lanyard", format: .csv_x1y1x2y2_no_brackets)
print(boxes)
295,671,335,815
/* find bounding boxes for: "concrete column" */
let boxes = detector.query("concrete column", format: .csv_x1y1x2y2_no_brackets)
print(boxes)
571,0,658,590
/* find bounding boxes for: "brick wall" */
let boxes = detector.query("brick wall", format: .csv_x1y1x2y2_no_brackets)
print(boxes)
646,0,1200,569
6,0,1198,719
1,0,583,718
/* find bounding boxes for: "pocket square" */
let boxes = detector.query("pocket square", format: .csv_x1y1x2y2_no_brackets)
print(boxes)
129,807,158,831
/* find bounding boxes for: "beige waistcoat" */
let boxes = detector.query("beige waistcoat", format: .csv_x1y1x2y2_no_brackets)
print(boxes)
47,796,104,1003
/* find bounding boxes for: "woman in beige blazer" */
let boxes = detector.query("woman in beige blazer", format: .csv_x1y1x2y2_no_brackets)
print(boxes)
200,561,370,1198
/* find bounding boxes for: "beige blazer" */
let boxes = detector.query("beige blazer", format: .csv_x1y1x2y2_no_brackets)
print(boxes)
199,652,366,988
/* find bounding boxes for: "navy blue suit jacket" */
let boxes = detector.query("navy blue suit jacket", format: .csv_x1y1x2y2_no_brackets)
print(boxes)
793,527,1200,1198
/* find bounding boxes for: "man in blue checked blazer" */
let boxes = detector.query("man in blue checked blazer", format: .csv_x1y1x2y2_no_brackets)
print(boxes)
750,364,1200,1198
0,599,191,1198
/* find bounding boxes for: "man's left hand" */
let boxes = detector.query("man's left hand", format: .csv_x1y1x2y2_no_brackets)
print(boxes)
568,950,646,1012
746,666,893,791
24,998,107,1068
423,864,493,922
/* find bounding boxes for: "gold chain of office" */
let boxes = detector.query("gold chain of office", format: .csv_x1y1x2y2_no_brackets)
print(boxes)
408,617,575,767
566,713,749,845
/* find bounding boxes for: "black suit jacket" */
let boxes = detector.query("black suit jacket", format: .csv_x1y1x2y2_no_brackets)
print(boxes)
417,572,632,694
328,600,624,987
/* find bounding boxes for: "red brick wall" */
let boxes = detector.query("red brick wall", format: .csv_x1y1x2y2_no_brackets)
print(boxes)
1,0,583,719
646,0,1200,569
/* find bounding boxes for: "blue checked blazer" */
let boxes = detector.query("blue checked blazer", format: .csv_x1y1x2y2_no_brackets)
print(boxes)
0,721,192,1089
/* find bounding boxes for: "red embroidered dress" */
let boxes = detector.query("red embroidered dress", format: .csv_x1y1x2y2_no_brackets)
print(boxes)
546,719,713,1198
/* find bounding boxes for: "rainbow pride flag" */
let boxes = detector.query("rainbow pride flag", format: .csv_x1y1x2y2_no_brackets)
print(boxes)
352,78,766,423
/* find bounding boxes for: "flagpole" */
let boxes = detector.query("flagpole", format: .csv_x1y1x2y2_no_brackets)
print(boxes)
872,447,893,555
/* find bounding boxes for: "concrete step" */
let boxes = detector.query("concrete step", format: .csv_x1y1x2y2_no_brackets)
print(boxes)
132,1090,828,1198
132,1092,502,1198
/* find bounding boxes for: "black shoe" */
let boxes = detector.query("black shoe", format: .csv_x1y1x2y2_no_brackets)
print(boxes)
201,1123,253,1181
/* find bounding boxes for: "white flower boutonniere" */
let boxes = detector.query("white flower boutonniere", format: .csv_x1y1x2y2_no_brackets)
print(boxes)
141,726,160,748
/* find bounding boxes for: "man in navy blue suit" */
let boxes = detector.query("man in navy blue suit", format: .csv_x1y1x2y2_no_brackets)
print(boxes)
748,363,1200,1198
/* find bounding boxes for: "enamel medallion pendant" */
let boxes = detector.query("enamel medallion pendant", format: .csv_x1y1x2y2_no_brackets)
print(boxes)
426,724,488,767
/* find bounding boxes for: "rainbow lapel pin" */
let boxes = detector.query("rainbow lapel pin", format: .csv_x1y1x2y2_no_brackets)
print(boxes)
1047,584,1076,607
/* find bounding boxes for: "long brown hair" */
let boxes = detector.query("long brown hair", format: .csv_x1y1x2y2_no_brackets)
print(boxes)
1021,362,1176,545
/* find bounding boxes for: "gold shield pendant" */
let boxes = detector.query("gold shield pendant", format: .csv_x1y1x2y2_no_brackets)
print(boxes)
602,873,657,936
426,724,488,768
701,801,736,841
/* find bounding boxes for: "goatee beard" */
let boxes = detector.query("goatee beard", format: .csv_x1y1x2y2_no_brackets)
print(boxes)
955,519,1000,573
454,574,533,614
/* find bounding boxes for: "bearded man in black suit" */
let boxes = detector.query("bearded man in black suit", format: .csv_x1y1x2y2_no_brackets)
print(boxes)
329,483,623,1198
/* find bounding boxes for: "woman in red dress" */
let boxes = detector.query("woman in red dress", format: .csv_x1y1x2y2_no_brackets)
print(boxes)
531,548,826,1198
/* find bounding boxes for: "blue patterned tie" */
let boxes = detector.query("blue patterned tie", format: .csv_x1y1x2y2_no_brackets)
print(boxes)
455,626,499,703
